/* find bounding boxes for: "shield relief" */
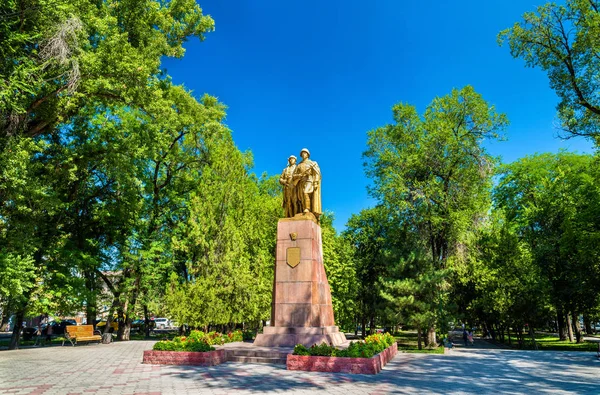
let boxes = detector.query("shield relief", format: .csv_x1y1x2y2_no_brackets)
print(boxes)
286,247,301,268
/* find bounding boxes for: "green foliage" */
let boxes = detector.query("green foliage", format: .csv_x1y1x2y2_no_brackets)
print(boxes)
344,206,396,333
493,152,600,328
499,0,600,143
165,145,281,328
242,330,256,341
320,213,358,330
0,0,280,347
152,335,215,352
292,333,396,358
152,329,243,352
363,86,507,341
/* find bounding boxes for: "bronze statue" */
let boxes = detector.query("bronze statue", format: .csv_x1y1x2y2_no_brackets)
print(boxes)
293,148,322,218
279,155,298,217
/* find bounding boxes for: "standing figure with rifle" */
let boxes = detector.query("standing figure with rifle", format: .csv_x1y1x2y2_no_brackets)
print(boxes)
292,148,322,219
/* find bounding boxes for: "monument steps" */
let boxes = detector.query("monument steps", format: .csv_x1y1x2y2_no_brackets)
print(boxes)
226,355,288,365
224,349,289,365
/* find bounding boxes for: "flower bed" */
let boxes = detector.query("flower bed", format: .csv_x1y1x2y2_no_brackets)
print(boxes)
142,329,242,366
287,342,397,374
287,333,398,374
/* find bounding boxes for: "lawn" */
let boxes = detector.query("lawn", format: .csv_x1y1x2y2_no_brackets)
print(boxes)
394,331,444,354
499,335,599,351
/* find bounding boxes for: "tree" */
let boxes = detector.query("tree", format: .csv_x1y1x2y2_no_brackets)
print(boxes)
320,213,358,331
165,141,281,330
0,0,218,346
344,206,395,337
1,0,214,139
494,152,600,342
363,86,508,344
499,0,600,143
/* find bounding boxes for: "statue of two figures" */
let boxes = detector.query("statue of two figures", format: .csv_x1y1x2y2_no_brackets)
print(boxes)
279,148,322,220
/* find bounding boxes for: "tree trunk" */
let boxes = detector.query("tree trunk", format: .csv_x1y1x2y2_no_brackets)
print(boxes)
426,326,436,348
0,306,10,332
557,308,567,340
507,327,512,346
566,313,574,342
8,309,25,350
103,296,119,335
573,313,583,343
361,316,366,338
116,307,125,340
144,305,151,339
85,271,97,326
528,325,538,350
417,327,422,350
583,315,593,336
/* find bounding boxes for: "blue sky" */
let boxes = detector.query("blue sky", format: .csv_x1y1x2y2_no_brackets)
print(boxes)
163,0,594,230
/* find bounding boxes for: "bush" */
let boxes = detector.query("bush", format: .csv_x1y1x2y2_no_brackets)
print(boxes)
292,332,396,358
152,329,244,351
152,333,215,352
242,330,255,341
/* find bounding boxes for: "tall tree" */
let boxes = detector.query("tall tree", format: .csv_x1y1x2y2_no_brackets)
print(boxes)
364,86,508,344
499,0,600,143
495,152,600,342
344,206,395,337
321,213,358,331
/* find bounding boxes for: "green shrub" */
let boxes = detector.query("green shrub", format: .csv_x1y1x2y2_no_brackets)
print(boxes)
292,332,396,358
242,330,255,341
152,333,215,352
293,344,310,355
186,340,214,352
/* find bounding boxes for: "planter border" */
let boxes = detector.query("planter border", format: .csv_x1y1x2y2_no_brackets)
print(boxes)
286,342,398,374
143,349,226,366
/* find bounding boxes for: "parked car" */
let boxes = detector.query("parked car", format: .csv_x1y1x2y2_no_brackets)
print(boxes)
95,319,118,333
131,319,155,332
153,318,170,329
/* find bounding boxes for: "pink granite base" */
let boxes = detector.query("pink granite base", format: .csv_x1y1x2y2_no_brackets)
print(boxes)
253,325,347,347
286,342,398,374
142,349,226,366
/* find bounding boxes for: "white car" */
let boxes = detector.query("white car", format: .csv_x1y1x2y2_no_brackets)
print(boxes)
154,318,170,329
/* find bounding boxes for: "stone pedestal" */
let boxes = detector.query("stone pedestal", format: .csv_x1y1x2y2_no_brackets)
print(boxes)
254,215,346,347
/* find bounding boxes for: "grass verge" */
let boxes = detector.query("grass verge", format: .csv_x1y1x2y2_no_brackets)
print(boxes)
498,335,599,351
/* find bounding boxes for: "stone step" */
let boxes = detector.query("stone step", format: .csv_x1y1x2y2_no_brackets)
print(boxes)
227,355,287,364
225,349,288,358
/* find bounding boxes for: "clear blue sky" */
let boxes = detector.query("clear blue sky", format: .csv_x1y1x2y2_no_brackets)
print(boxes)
163,0,594,230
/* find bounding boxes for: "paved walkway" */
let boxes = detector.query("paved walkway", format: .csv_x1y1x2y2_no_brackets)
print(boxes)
0,340,598,394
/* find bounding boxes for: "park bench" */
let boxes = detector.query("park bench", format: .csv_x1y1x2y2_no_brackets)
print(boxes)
62,325,102,346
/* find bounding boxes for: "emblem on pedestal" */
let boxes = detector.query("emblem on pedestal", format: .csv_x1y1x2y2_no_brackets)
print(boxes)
286,247,300,268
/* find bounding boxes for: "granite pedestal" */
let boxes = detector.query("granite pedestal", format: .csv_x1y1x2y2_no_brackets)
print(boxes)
253,214,346,347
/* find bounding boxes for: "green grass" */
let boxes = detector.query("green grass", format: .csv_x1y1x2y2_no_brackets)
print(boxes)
499,335,599,351
394,331,443,353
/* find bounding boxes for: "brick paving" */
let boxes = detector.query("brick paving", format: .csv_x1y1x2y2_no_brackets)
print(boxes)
0,340,599,394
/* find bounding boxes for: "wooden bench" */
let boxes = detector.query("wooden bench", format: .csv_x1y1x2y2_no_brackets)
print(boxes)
62,325,102,346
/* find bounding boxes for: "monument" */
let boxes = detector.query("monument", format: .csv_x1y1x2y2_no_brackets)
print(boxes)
254,148,347,347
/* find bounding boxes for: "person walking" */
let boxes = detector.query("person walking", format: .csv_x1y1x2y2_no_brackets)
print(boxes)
468,330,474,346
45,322,53,345
463,329,468,347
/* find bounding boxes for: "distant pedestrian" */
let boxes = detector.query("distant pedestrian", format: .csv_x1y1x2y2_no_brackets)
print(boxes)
463,329,468,346
468,330,474,346
45,323,53,345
